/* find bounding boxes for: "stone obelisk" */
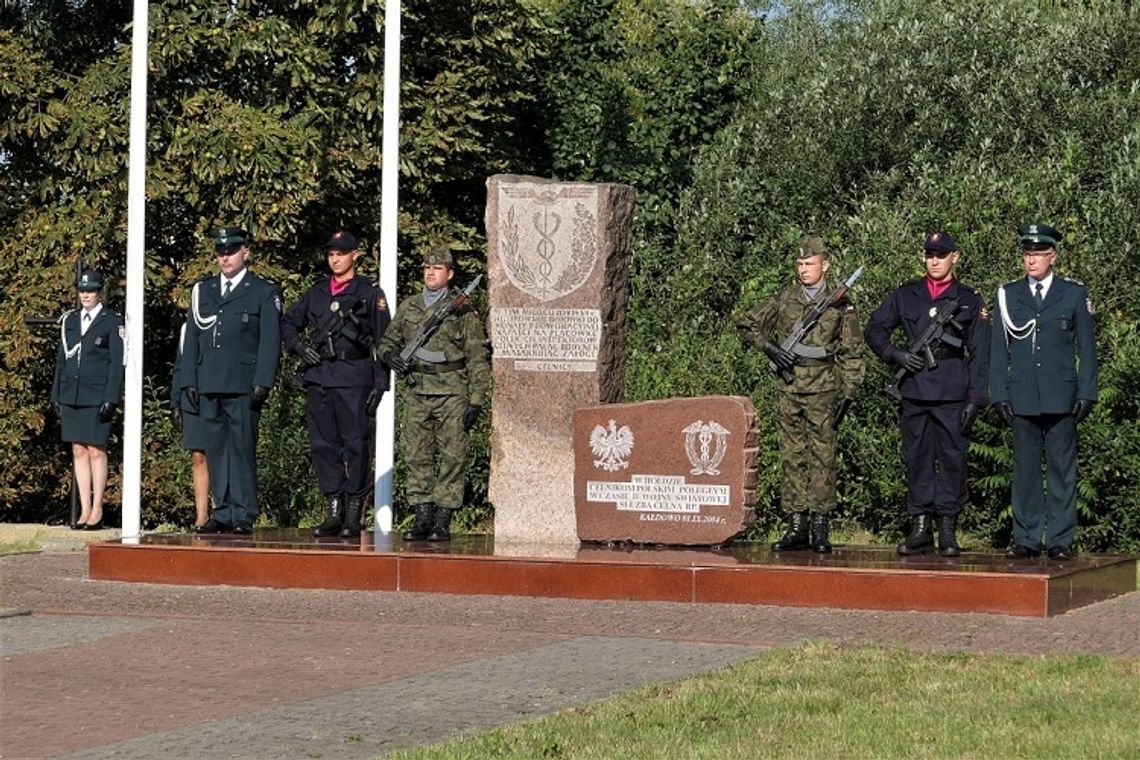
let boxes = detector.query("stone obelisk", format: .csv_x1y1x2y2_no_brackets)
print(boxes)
486,174,635,545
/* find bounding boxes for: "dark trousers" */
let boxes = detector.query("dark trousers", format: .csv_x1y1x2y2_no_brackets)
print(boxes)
1011,413,1078,551
900,399,968,517
305,384,371,497
200,393,259,528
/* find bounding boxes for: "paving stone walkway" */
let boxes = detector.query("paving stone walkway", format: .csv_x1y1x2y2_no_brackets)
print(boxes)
1,546,1137,759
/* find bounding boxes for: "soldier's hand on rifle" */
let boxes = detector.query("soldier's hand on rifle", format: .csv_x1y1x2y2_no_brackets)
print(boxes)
299,344,321,365
171,404,183,431
831,398,853,429
462,405,481,432
960,402,981,435
382,351,410,374
183,386,200,414
891,348,926,373
250,385,270,411
762,341,797,372
98,402,116,423
994,401,1014,425
365,388,384,415
1071,398,1094,424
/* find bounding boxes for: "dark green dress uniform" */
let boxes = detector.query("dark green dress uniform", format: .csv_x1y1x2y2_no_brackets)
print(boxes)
178,270,282,531
737,270,865,519
378,282,490,532
52,304,125,444
990,225,1098,556
171,322,209,452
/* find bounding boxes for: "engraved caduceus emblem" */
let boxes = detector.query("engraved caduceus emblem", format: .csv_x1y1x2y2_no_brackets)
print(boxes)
499,185,598,302
682,420,729,476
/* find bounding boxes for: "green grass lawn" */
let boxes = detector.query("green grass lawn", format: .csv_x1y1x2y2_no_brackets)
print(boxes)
388,643,1140,759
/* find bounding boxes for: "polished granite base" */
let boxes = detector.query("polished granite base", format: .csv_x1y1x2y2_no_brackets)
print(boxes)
88,530,1137,617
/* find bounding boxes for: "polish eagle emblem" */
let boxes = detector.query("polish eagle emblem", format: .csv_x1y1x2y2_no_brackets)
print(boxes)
589,419,634,472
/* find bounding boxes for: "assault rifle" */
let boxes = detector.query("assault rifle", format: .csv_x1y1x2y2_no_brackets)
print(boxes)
304,294,364,366
771,265,864,384
394,274,482,387
885,297,965,401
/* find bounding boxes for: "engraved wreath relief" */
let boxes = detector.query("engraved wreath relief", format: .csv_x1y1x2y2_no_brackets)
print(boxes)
499,185,598,302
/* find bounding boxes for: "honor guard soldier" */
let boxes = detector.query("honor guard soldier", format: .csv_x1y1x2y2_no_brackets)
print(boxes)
379,245,490,542
52,269,124,530
177,227,282,534
737,235,865,553
990,223,1098,560
282,230,392,538
864,232,990,557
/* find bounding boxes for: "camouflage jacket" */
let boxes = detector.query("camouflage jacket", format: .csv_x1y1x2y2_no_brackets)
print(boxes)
737,279,865,398
378,287,491,404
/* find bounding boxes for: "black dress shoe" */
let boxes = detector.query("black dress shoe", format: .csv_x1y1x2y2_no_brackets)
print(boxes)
70,522,86,531
1005,544,1041,559
1047,546,1075,560
232,524,253,535
195,519,228,534
81,519,104,531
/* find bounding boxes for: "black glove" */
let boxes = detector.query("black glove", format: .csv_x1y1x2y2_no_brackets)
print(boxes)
831,398,852,429
183,386,200,414
171,405,183,431
462,404,481,432
892,348,925,373
250,385,270,411
383,351,410,374
762,340,797,372
960,402,981,435
299,344,321,365
365,388,384,415
995,401,1014,425
52,401,62,417
98,402,116,423
1072,398,1094,424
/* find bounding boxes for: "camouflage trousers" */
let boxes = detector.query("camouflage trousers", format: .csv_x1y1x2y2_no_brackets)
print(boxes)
774,390,838,513
401,392,468,509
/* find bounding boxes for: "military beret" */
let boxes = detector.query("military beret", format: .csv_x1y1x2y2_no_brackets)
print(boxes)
1019,223,1061,249
212,226,249,253
923,231,958,253
422,245,454,268
796,235,828,259
327,230,357,251
76,269,103,292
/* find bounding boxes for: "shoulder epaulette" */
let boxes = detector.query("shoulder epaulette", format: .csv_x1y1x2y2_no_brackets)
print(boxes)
1060,276,1085,286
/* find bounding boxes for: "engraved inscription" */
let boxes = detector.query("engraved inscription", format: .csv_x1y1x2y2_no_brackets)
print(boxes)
491,308,601,373
499,184,598,301
586,474,731,514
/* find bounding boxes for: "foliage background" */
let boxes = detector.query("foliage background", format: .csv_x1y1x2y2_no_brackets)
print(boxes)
2,0,1137,551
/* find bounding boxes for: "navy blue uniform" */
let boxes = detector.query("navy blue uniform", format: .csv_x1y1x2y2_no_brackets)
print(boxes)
865,279,990,516
52,307,125,444
281,276,391,498
177,273,282,529
990,276,1098,552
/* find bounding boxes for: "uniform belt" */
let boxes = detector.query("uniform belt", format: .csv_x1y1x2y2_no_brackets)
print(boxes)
413,360,465,374
324,348,370,362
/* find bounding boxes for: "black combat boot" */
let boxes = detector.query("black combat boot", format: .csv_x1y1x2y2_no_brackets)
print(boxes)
938,514,961,557
403,503,435,541
338,493,365,538
810,512,832,554
312,493,344,537
897,514,934,555
427,507,455,542
772,511,810,552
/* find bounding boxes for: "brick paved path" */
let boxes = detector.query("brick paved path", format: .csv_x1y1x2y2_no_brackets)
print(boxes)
1,551,1137,759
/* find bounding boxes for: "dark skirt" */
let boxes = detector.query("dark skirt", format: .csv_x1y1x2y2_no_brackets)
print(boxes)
181,409,210,451
60,404,112,445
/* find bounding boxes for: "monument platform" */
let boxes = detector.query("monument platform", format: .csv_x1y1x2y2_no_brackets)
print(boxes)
87,530,1136,618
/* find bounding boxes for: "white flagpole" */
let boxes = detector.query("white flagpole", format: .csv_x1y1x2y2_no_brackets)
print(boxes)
374,0,401,535
120,0,149,539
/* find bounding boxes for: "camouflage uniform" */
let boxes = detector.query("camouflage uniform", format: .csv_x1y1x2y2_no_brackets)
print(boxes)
737,274,864,515
379,284,490,513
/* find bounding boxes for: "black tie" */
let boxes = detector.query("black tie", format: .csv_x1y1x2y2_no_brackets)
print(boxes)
1034,282,1043,308
223,281,232,298
83,312,91,322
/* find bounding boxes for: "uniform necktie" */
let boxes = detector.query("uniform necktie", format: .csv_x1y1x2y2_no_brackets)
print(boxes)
223,280,232,298
1034,282,1043,308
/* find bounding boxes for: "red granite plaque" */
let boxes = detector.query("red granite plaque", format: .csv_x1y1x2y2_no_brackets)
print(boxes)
573,396,759,545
